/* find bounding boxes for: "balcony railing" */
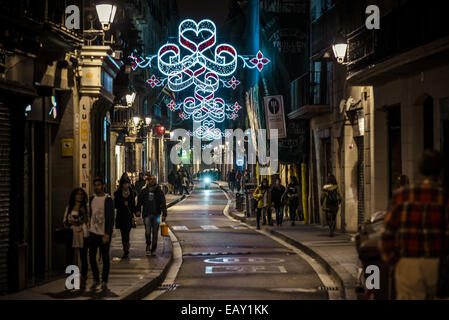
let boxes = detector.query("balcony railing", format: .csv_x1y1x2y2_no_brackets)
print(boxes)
290,71,327,111
111,108,132,131
347,0,449,73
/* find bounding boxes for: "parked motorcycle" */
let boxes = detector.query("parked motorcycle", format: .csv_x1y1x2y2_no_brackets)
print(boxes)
355,211,395,300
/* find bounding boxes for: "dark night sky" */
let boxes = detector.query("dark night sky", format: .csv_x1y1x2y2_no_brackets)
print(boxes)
177,0,231,27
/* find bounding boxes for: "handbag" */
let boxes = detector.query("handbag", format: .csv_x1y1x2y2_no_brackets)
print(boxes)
127,207,137,228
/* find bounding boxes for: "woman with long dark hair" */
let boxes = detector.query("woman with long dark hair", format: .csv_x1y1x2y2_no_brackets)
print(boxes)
63,187,89,289
114,177,137,259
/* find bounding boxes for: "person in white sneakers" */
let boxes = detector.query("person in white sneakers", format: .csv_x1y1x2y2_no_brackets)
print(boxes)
88,178,114,291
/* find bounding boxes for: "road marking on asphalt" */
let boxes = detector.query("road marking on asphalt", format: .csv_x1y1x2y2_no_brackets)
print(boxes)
205,265,287,274
204,257,285,264
172,226,189,230
231,225,247,229
201,225,218,230
221,188,341,300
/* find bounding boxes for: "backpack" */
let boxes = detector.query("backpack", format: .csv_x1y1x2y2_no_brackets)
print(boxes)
326,188,339,207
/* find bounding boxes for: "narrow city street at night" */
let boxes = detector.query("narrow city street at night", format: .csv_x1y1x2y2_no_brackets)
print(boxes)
1,0,449,316
147,183,330,301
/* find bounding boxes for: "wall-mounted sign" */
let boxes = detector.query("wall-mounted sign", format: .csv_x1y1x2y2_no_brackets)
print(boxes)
263,95,287,139
79,96,91,194
61,138,73,157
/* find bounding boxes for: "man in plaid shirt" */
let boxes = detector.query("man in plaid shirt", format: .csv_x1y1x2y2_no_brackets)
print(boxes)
379,150,449,300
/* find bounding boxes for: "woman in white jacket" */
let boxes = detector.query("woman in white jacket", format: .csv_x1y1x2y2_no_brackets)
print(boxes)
63,188,90,289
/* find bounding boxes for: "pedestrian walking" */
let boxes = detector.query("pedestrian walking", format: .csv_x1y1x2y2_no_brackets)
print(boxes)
134,172,146,197
181,174,190,195
175,171,183,195
235,170,242,192
136,175,168,256
88,178,115,291
114,177,137,260
253,178,272,229
379,150,449,300
286,176,300,226
271,178,286,226
62,187,90,290
168,170,176,194
320,175,342,237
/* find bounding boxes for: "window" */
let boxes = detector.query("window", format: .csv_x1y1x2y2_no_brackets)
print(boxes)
311,0,335,21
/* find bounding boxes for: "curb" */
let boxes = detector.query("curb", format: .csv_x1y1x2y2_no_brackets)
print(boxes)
121,236,173,300
121,192,188,300
218,184,352,300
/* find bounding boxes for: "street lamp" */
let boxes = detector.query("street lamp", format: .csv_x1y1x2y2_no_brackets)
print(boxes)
95,0,117,31
145,117,152,126
133,116,141,126
332,33,348,64
125,92,136,107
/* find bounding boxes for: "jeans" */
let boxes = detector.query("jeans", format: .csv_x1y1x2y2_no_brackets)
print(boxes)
144,215,160,251
67,238,89,278
288,202,298,223
89,233,110,283
256,207,271,228
274,206,284,225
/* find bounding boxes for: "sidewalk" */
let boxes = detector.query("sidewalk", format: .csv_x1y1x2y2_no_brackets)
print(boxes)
217,181,360,300
2,193,185,300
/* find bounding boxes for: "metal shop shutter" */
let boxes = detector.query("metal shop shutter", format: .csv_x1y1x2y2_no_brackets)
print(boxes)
0,103,11,294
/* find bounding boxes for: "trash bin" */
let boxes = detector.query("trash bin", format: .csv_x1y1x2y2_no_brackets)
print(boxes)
244,183,257,217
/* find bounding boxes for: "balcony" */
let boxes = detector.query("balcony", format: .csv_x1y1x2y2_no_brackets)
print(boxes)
111,108,132,132
288,71,330,120
346,0,449,84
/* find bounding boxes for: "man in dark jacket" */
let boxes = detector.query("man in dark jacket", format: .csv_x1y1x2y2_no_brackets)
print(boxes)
136,175,167,256
89,177,115,291
134,172,146,197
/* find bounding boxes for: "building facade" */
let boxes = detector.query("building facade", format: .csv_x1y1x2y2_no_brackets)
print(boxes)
291,0,449,232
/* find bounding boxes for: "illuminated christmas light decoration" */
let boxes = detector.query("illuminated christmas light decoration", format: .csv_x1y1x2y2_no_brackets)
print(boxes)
222,76,240,89
49,96,58,119
128,19,270,140
178,112,189,120
168,100,179,111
